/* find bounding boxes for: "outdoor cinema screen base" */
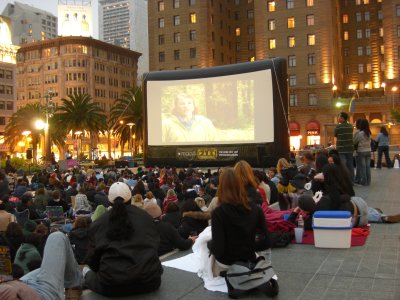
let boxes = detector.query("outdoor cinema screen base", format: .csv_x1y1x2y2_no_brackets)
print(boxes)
143,58,289,168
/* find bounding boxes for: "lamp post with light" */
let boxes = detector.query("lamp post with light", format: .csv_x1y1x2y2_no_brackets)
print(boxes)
127,122,135,158
74,130,83,161
391,86,397,110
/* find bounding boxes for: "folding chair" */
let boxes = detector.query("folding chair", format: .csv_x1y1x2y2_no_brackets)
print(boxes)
46,206,66,224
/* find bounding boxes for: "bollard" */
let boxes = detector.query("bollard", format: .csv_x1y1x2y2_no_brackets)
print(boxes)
394,159,400,169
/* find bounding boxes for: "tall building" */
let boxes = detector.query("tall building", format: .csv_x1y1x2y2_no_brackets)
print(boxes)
99,0,148,79
16,36,141,157
1,1,58,45
0,16,18,154
148,0,400,149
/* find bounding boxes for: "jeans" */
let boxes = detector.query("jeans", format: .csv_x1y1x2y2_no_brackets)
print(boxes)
368,207,385,223
377,146,392,168
21,232,83,300
356,152,371,186
339,152,354,182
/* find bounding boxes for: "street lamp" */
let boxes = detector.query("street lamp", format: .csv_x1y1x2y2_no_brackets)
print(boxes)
391,86,397,110
126,122,135,158
74,130,83,160
43,91,54,162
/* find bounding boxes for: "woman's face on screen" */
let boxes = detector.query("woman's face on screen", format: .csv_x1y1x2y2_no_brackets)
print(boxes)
175,95,195,119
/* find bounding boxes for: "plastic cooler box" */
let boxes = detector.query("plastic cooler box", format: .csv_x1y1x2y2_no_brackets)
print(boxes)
312,211,353,248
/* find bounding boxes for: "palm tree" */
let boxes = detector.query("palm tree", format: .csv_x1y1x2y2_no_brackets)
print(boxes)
54,93,107,159
110,86,144,156
4,103,65,163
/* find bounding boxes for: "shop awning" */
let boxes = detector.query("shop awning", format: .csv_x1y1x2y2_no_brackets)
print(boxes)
289,122,300,136
306,121,320,135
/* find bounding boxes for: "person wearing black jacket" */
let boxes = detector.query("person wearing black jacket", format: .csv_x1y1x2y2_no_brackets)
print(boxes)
68,217,89,264
144,203,194,256
84,182,163,297
234,160,263,205
208,168,271,273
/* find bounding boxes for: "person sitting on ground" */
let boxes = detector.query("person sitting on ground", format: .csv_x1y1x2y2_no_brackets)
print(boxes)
83,182,163,297
93,183,109,209
34,223,48,257
162,202,182,229
0,222,24,262
0,231,84,300
0,199,15,232
163,189,178,213
234,160,263,205
14,233,42,274
47,190,69,214
144,191,158,206
17,193,41,221
14,180,30,198
276,157,298,193
33,186,48,215
69,217,90,264
132,194,144,208
74,187,92,214
0,172,10,198
144,202,195,256
178,199,208,239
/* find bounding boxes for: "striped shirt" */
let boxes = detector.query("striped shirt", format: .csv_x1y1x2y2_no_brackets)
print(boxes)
334,122,354,153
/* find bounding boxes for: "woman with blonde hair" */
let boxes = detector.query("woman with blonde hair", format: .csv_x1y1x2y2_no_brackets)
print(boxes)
144,191,157,206
276,157,298,193
233,160,262,205
162,189,178,213
132,194,144,208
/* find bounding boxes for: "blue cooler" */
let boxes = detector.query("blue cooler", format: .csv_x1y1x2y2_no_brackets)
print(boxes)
313,211,353,248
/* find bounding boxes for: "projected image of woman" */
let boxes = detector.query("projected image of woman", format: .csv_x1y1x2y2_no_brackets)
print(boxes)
162,93,216,143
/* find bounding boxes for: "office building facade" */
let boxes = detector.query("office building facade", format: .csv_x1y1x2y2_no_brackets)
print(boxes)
149,0,400,148
1,1,58,45
99,0,149,79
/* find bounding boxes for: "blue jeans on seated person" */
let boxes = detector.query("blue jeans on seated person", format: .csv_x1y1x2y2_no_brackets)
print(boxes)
20,231,83,300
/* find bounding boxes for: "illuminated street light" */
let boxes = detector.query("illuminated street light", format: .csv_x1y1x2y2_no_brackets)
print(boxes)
127,122,135,158
35,119,46,130
391,86,398,110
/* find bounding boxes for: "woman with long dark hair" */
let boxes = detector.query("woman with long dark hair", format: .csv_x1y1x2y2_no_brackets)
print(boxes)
354,119,372,186
84,182,162,297
376,126,392,168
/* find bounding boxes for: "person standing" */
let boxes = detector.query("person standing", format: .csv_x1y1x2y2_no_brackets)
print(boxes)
354,119,372,186
334,112,354,182
376,126,392,169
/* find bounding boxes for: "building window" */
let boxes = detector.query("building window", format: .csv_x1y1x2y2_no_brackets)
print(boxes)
248,41,255,50
366,45,371,55
269,38,276,49
288,55,296,67
380,45,384,55
234,11,240,20
190,48,197,58
356,0,361,5
308,73,316,85
363,0,369,4
288,17,295,28
247,10,254,19
364,12,370,21
378,10,383,20
357,46,363,56
174,0,180,8
288,36,295,48
289,94,298,107
287,0,294,9
189,0,196,6
0,117,5,125
289,75,297,86
308,94,317,106
268,1,276,12
174,50,181,60
248,25,254,34
190,13,196,23
308,53,316,65
379,27,383,37
190,30,196,41
366,64,371,73
268,19,276,31
343,14,348,23
306,0,314,7
174,32,181,43
356,12,362,22
356,29,362,39
158,1,164,11
358,64,364,73
174,15,180,26
236,42,240,51
235,27,241,36
345,65,350,74
158,35,165,45
397,5,400,16
159,18,165,28
307,15,314,26
308,34,315,45
365,28,371,38
159,52,165,62
344,31,349,40
7,101,13,110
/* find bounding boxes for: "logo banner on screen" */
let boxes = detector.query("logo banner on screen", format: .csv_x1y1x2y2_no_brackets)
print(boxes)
176,147,239,161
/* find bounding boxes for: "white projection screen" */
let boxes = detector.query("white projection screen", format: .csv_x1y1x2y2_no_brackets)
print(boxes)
143,59,288,168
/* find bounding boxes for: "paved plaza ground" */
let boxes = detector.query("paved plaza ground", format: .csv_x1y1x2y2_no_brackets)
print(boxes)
81,167,400,300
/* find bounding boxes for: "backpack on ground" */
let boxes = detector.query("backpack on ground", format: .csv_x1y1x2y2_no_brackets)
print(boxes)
220,256,279,299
